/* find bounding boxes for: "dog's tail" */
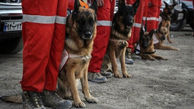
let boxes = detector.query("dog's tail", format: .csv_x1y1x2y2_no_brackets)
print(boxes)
0,94,22,104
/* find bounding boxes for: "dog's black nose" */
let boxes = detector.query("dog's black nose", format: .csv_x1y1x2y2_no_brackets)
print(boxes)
83,32,92,39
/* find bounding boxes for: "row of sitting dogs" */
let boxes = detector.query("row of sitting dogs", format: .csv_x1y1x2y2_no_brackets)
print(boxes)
139,1,179,61
0,0,179,108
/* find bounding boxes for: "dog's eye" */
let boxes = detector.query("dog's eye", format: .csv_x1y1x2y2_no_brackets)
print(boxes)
88,18,94,25
78,19,85,25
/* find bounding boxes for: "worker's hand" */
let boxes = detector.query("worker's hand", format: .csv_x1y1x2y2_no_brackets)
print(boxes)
97,0,104,7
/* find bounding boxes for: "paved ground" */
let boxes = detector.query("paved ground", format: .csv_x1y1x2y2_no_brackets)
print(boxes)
0,29,194,109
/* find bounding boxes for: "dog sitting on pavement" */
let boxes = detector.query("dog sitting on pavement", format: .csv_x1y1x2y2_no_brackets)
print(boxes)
160,0,177,43
154,23,179,51
138,28,167,60
57,0,98,108
101,0,140,78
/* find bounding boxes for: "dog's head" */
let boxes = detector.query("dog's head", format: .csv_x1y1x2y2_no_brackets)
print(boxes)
157,25,168,41
71,0,97,40
114,0,140,32
163,0,177,16
140,28,154,49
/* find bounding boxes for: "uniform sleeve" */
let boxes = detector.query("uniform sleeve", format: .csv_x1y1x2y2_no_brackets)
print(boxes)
68,0,75,10
126,0,136,5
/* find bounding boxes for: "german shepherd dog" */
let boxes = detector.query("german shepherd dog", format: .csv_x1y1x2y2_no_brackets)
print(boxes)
154,24,179,51
0,1,98,107
139,28,167,60
101,0,140,78
160,0,177,43
57,0,98,108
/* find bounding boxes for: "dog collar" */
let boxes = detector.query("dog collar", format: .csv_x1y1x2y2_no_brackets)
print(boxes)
142,50,156,55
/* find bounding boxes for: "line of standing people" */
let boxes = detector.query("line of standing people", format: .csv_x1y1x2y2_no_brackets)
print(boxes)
20,0,161,109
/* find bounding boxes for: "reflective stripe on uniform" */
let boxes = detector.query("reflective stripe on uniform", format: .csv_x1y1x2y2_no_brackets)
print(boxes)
143,17,159,21
133,23,141,28
56,16,66,24
23,14,66,24
97,20,112,26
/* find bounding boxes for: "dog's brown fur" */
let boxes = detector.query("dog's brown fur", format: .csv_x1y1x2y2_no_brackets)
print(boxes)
57,0,98,108
154,26,179,51
102,33,131,78
159,17,172,43
160,0,177,43
139,29,167,60
101,0,140,78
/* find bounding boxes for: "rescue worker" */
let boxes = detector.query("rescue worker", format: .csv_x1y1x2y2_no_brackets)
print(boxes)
21,0,72,108
126,0,148,62
145,0,161,32
88,0,116,83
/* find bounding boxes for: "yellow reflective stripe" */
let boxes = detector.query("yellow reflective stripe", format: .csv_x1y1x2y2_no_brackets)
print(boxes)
23,14,66,24
97,20,112,26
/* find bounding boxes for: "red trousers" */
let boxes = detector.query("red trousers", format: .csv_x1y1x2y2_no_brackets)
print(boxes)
145,0,161,32
21,0,68,92
88,0,115,73
127,0,148,51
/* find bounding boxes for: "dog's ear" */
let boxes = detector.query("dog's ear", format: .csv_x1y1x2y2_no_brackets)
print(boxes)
90,0,98,14
132,0,140,15
172,0,177,7
72,0,81,20
118,0,125,10
74,0,81,13
148,30,155,39
158,22,162,31
140,27,144,40
163,1,169,8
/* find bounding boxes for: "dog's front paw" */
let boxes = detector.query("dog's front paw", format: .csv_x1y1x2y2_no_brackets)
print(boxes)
148,56,156,61
119,41,128,48
175,48,180,51
169,40,173,43
114,73,122,78
150,58,155,61
85,96,98,103
123,73,132,78
73,101,86,108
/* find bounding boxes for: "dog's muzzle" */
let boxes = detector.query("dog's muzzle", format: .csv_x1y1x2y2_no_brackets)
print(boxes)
141,42,149,49
160,35,166,41
82,32,93,40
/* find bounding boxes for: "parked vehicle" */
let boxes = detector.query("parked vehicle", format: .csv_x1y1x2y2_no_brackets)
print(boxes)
169,0,194,31
0,0,22,53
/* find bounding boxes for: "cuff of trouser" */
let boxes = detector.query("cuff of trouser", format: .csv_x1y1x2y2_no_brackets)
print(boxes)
21,81,44,92
88,64,101,73
21,85,43,92
44,85,57,92
128,44,134,49
88,70,101,74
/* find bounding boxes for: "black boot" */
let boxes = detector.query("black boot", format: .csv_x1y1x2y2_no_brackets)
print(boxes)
22,91,46,109
41,90,72,109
